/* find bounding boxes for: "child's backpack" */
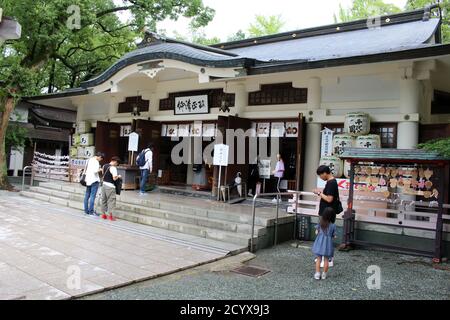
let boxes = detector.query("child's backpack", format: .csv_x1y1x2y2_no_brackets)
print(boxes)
136,149,148,167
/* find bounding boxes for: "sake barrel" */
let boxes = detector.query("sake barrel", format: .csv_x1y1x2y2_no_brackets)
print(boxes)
84,146,96,158
319,156,343,178
344,112,370,136
333,134,355,156
356,134,381,149
69,147,78,158
76,121,91,134
72,134,81,146
80,133,94,146
77,147,86,159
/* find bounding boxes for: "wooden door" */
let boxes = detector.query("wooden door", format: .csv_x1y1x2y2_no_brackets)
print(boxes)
95,121,121,165
295,113,306,191
224,115,252,185
134,119,162,171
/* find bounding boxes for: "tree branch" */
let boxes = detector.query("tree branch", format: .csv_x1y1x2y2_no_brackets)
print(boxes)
96,5,136,19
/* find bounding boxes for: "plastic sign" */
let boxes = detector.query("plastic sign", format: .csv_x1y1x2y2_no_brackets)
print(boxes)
128,132,139,152
213,144,229,167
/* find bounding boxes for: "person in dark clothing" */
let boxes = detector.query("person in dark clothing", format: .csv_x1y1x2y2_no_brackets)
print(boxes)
314,165,340,223
248,157,260,197
313,165,342,267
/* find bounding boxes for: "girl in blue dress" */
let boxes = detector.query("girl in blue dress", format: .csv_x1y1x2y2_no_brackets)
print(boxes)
312,207,336,280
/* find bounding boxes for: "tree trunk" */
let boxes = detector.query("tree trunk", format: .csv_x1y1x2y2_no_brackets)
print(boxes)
0,96,16,190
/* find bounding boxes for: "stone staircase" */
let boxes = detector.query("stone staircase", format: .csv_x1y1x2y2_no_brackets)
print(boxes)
21,182,295,251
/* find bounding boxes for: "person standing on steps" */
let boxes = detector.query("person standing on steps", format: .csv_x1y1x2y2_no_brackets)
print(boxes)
272,153,285,203
83,152,104,216
136,143,154,196
100,156,122,221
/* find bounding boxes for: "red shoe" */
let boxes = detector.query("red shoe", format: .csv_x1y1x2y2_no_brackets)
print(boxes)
108,214,116,221
101,214,107,220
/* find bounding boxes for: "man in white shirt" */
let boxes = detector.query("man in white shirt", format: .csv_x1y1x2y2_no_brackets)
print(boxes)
137,143,154,195
83,152,104,215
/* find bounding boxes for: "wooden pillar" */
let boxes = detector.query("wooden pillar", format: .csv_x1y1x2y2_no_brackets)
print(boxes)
433,165,445,263
341,161,355,249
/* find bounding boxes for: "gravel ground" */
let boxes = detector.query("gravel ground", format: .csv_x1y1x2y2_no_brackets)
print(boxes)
82,241,450,300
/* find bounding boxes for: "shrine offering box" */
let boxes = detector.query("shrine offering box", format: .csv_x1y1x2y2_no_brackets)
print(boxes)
117,165,140,190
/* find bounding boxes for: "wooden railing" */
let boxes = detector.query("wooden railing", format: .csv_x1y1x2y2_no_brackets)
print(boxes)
287,191,450,231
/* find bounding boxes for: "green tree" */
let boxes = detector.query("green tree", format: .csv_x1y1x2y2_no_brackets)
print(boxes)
248,15,285,37
334,0,402,22
173,28,221,45
227,30,247,42
407,0,450,43
0,0,215,190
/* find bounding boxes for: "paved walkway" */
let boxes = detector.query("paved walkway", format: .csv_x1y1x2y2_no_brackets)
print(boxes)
0,191,227,300
83,242,450,300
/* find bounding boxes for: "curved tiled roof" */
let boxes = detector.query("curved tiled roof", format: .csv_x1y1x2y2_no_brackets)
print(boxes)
81,41,254,88
29,6,446,96
229,19,440,62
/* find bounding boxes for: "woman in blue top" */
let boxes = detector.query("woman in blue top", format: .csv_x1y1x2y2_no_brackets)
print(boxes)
312,207,336,280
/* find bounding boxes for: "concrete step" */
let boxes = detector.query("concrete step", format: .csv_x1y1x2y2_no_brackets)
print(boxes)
38,182,85,195
115,202,267,236
22,183,285,250
21,190,84,210
36,182,287,228
114,210,259,247
117,195,274,228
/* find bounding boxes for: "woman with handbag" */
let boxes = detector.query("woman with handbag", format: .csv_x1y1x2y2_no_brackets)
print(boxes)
100,156,122,221
82,152,104,216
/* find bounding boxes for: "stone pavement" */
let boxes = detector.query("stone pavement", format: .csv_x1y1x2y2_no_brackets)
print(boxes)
83,242,450,300
0,191,230,300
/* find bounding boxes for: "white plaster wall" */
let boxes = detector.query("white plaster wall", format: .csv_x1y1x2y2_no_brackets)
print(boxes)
322,74,400,103
71,57,450,131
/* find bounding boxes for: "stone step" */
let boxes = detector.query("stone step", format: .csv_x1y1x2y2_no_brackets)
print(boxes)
22,189,263,245
21,191,84,211
115,202,267,236
37,181,274,228
114,210,259,247
38,182,85,195
117,195,274,228
37,182,272,228
33,184,269,229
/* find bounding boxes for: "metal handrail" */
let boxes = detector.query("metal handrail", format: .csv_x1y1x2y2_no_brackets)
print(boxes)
21,166,33,191
250,190,316,253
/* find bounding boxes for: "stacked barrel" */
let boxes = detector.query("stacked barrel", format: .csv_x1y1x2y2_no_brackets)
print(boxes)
71,121,95,160
70,121,94,182
320,112,381,178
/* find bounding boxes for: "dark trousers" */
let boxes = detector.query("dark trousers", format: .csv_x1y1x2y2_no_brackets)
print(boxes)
140,169,149,193
84,182,99,214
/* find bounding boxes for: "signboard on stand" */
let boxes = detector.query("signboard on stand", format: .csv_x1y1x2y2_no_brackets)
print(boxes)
213,144,229,167
258,159,271,179
321,127,334,157
213,144,229,201
128,132,139,152
259,159,271,193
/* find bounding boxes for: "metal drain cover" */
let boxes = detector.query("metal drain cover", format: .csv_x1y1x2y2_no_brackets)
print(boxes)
231,266,271,277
